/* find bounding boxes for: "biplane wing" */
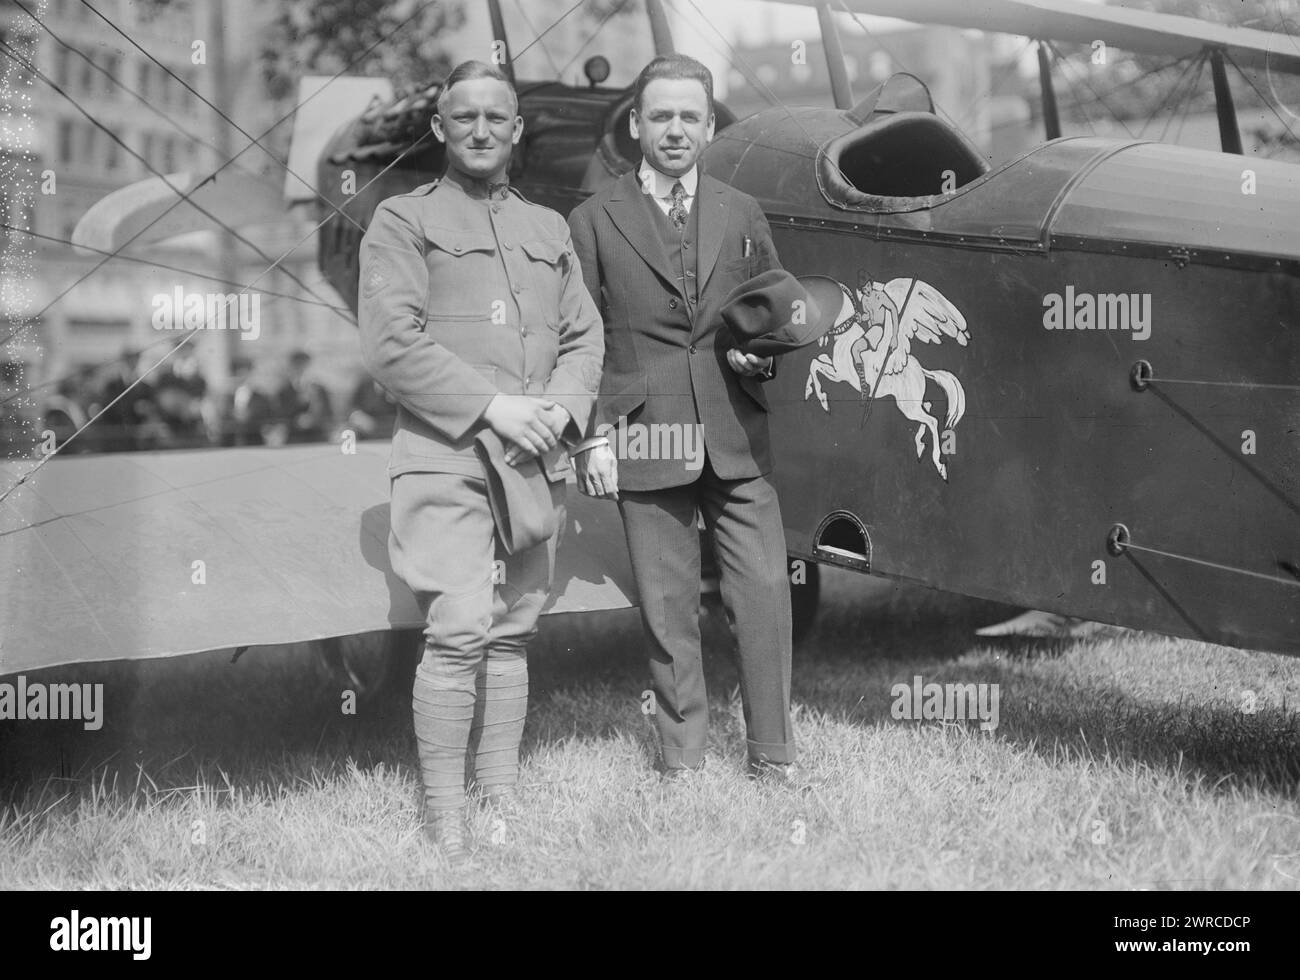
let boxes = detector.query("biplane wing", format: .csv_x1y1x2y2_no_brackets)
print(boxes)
785,0,1300,150
0,446,634,674
795,0,1300,73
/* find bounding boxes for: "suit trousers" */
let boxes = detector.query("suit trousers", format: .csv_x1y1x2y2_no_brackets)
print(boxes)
618,456,795,769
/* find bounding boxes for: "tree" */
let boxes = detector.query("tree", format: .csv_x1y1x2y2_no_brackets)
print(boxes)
260,0,467,100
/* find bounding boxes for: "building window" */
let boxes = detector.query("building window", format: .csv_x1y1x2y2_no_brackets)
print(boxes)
162,136,175,173
177,69,191,106
173,68,188,108
53,46,70,88
105,134,120,171
138,61,150,101
140,133,154,173
80,121,96,161
57,119,73,162
155,65,173,105
103,54,121,94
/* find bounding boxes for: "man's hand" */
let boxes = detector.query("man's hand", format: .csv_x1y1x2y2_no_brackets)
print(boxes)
504,403,571,465
574,443,618,499
727,348,773,377
540,403,571,439
482,394,560,460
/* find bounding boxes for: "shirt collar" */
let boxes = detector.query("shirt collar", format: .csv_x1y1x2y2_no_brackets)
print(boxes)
638,158,698,200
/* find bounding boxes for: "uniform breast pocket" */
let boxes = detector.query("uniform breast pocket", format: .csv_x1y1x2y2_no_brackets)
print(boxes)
519,237,568,331
423,224,498,319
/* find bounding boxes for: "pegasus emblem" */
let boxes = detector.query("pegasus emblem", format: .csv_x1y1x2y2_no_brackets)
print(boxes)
804,276,970,481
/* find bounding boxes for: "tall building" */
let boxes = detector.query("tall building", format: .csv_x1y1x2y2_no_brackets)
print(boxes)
1,0,353,449
4,0,205,398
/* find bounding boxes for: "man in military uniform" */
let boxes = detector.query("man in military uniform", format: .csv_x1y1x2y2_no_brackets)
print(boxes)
358,61,603,862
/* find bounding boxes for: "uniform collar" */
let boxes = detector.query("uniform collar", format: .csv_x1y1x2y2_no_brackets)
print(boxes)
442,167,512,201
638,158,698,200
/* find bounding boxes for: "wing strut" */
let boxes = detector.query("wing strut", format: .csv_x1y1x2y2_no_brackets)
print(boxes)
1209,48,1242,154
1036,40,1061,140
647,0,675,56
487,0,516,87
817,2,854,110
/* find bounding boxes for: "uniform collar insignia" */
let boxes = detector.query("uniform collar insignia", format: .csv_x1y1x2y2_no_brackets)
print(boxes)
443,170,511,200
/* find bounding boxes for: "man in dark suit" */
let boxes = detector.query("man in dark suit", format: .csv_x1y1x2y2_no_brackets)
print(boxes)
568,55,799,782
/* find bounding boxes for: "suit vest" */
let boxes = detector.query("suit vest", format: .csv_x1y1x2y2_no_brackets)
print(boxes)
639,186,701,316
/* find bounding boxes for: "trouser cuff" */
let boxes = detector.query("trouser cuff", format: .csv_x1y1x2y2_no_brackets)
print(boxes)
747,739,796,765
659,745,706,770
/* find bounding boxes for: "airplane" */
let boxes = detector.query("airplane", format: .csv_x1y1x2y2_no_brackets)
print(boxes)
3,0,1297,687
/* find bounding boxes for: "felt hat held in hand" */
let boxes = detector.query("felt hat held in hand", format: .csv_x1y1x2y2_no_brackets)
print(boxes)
720,269,841,357
474,429,558,555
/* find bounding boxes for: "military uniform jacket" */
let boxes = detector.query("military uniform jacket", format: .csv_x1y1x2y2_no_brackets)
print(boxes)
359,175,604,480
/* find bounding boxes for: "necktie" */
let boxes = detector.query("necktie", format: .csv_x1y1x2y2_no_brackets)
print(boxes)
669,180,688,230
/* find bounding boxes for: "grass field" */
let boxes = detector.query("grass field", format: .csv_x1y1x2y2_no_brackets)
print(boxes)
2,568,1298,889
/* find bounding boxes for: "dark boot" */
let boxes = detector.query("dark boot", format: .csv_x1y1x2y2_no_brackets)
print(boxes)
422,806,470,865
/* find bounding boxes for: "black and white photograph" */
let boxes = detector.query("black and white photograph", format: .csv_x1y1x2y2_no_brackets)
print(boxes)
0,0,1297,914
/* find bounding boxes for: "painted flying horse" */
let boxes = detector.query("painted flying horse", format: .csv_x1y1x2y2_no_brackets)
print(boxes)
804,276,970,481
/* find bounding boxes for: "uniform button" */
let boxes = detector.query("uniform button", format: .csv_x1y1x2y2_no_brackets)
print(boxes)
689,344,697,354
521,327,528,337
503,241,513,250
669,299,678,309
683,241,691,249
453,245,463,253
513,284,522,294
524,377,531,386
492,204,501,214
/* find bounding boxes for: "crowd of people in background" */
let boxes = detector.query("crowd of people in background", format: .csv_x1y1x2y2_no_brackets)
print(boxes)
19,348,397,456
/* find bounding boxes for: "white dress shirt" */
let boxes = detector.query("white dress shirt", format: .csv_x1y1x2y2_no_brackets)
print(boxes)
638,158,697,217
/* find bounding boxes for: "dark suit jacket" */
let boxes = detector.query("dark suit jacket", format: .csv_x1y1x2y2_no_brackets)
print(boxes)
568,170,780,491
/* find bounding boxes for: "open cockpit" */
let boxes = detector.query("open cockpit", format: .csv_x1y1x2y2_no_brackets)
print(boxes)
816,74,990,209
